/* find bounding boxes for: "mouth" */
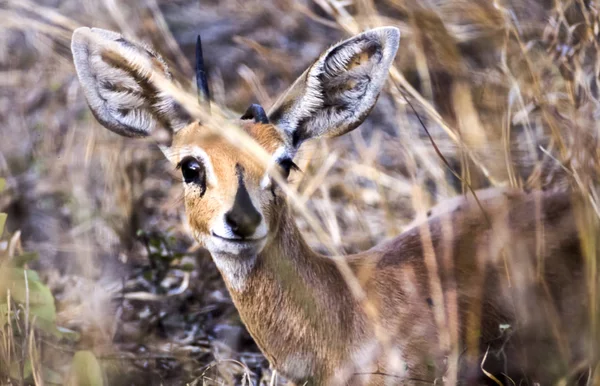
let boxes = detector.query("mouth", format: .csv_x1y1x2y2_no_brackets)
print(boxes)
211,232,267,244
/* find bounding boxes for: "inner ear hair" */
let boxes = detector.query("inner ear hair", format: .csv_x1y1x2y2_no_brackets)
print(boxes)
347,49,374,70
71,27,191,141
267,27,400,146
99,48,182,134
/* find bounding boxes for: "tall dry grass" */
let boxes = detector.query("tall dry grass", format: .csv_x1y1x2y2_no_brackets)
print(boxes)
0,0,599,384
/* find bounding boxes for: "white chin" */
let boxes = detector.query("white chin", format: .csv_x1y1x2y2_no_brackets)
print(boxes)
206,236,267,257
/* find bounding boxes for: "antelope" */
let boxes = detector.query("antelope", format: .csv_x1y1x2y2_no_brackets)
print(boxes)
71,26,593,385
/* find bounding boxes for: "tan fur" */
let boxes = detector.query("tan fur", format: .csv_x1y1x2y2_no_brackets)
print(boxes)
170,122,283,236
71,26,593,385
170,120,588,385
240,188,586,385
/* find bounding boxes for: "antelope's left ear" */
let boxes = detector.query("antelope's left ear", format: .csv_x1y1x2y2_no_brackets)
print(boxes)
268,27,399,147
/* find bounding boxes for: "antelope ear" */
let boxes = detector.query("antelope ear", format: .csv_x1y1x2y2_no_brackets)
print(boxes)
268,27,399,147
71,27,191,140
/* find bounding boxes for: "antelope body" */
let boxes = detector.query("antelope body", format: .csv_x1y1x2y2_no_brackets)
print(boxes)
71,26,591,385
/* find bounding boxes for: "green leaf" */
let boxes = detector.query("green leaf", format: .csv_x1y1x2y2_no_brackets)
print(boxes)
0,178,5,192
68,351,104,386
12,252,39,268
0,213,7,239
7,268,57,333
8,267,41,283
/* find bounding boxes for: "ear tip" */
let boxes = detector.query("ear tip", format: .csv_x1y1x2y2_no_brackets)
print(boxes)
71,27,91,47
72,27,123,46
379,26,401,37
72,26,91,36
355,27,400,60
370,26,401,47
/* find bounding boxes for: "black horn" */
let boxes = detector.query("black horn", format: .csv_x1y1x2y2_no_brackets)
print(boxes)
196,35,210,108
241,104,269,124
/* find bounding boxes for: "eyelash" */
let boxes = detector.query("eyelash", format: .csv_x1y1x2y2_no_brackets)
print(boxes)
176,156,207,196
279,158,301,178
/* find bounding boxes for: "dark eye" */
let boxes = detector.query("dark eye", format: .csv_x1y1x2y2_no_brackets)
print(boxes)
279,158,300,180
177,157,206,189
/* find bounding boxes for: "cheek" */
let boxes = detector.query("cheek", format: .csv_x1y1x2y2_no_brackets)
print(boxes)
185,193,222,235
259,189,284,229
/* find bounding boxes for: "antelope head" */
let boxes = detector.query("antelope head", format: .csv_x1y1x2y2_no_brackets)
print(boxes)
71,26,399,283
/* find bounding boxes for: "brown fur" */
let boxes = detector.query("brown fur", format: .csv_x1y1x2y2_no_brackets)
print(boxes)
71,26,594,385
226,187,586,385
172,119,589,384
168,122,284,237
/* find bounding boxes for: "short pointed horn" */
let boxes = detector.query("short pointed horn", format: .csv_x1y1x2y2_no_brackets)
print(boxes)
241,104,269,124
196,35,210,109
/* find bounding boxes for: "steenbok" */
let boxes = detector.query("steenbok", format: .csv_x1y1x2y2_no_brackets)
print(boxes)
71,26,592,385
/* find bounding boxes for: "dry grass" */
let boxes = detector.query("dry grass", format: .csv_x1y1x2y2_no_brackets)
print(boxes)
0,0,599,384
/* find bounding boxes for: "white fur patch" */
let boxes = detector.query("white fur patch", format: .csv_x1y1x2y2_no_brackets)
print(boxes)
260,146,294,190
206,239,266,291
202,232,265,292
175,146,219,187
210,213,268,242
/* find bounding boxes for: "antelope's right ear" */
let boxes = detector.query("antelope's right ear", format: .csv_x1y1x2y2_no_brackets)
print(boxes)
71,27,191,141
268,27,399,148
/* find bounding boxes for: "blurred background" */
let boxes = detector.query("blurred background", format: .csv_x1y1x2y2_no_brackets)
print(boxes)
0,0,599,384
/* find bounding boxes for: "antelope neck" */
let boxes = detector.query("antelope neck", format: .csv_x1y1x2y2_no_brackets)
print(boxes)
223,204,360,381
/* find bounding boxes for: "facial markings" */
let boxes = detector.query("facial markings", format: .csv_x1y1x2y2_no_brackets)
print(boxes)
261,146,289,190
176,145,218,188
177,156,207,196
224,164,263,239
170,121,288,240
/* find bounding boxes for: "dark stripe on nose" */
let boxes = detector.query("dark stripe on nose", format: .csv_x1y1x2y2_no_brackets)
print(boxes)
225,165,262,238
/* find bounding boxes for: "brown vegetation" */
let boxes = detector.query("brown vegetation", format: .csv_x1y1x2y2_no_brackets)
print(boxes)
0,0,599,384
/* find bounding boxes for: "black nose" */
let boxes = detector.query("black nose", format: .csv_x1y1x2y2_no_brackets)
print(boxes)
226,165,262,238
225,208,262,238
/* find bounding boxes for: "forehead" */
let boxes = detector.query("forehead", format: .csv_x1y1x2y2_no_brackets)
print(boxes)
171,121,286,176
